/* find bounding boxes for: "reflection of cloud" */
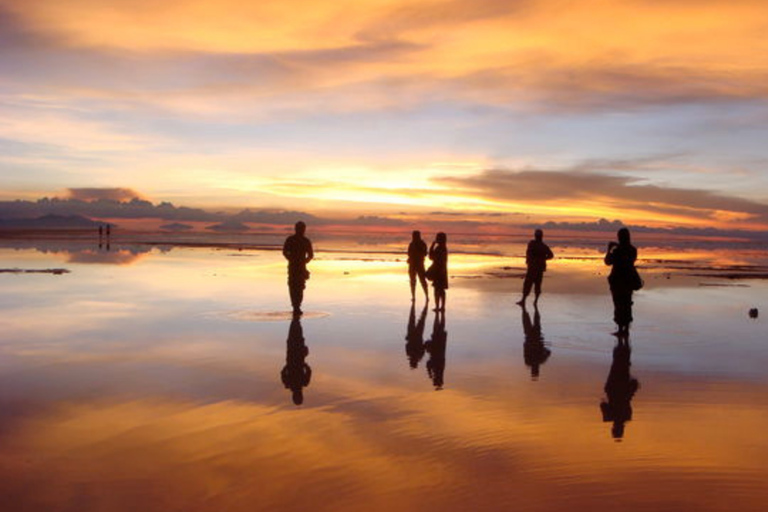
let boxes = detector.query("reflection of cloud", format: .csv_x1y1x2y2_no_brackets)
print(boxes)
66,249,145,265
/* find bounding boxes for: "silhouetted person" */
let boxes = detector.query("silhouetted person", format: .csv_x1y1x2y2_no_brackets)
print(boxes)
517,229,554,306
600,331,639,439
283,221,314,315
98,225,103,238
605,228,639,334
522,303,551,380
405,302,428,369
106,225,111,238
427,232,448,311
425,309,447,389
281,315,312,406
408,230,429,302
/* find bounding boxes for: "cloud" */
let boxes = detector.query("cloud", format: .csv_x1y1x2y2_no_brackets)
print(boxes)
3,0,768,115
65,187,143,202
435,167,768,228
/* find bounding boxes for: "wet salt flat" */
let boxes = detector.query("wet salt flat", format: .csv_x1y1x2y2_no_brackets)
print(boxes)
0,235,767,511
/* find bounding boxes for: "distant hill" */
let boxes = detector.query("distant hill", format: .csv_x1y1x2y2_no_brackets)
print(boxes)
0,214,106,230
160,222,194,231
205,220,251,232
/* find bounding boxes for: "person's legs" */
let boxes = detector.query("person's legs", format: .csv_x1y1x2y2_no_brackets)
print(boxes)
435,288,446,311
289,279,305,314
417,267,428,299
518,271,534,304
409,266,417,300
533,272,543,304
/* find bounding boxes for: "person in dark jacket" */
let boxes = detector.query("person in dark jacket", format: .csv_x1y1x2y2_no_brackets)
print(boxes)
517,229,554,306
408,230,429,302
283,221,314,315
605,227,638,334
428,232,448,311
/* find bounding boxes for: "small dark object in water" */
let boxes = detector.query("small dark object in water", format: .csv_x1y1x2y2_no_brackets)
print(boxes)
749,308,758,319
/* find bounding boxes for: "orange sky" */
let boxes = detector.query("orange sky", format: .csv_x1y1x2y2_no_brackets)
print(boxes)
1,0,767,230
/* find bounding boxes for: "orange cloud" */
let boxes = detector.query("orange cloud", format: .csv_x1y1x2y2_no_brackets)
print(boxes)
3,0,768,111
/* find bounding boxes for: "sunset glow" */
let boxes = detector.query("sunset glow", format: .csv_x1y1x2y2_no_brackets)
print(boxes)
1,0,767,230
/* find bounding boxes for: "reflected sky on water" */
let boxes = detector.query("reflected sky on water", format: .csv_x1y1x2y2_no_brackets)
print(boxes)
0,237,766,511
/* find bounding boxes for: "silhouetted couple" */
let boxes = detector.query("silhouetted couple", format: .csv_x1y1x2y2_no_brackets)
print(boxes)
404,301,447,390
283,221,314,315
409,230,448,311
517,229,554,307
605,227,641,334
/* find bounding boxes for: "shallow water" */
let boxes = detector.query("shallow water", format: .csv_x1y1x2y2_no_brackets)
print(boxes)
0,236,766,511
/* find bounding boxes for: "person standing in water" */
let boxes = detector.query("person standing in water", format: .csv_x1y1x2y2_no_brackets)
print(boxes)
517,229,554,306
428,232,448,311
604,227,639,334
408,230,429,302
283,221,314,315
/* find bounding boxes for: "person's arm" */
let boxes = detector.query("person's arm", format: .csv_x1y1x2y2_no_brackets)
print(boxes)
305,240,314,264
429,242,436,260
604,242,616,265
282,238,291,261
545,244,554,260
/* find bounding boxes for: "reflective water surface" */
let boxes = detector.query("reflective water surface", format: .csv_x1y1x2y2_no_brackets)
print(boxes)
1,234,766,511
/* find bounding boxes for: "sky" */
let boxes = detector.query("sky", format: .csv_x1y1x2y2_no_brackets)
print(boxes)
1,0,768,230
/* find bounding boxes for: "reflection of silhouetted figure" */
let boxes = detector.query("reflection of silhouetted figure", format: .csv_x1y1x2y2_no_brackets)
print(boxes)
405,302,428,369
283,221,314,315
408,230,429,302
605,228,638,334
517,229,554,307
425,309,447,389
600,332,639,439
281,315,312,406
522,303,551,380
427,232,448,311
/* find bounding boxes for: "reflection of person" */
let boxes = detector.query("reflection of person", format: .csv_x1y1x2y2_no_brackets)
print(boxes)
281,315,312,406
517,229,554,306
522,303,551,380
282,221,314,315
428,232,448,311
405,302,428,369
600,331,639,439
408,230,429,302
604,228,638,334
425,309,447,389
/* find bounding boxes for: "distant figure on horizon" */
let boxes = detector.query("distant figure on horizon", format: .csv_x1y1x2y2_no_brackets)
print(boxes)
517,229,554,306
106,225,111,238
425,308,447,389
407,230,429,302
600,331,639,439
604,228,640,334
283,221,314,315
521,303,551,380
281,315,312,406
427,232,448,311
405,302,428,369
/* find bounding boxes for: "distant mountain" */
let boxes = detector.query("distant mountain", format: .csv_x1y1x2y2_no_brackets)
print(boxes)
206,220,251,232
160,222,194,231
0,214,105,230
